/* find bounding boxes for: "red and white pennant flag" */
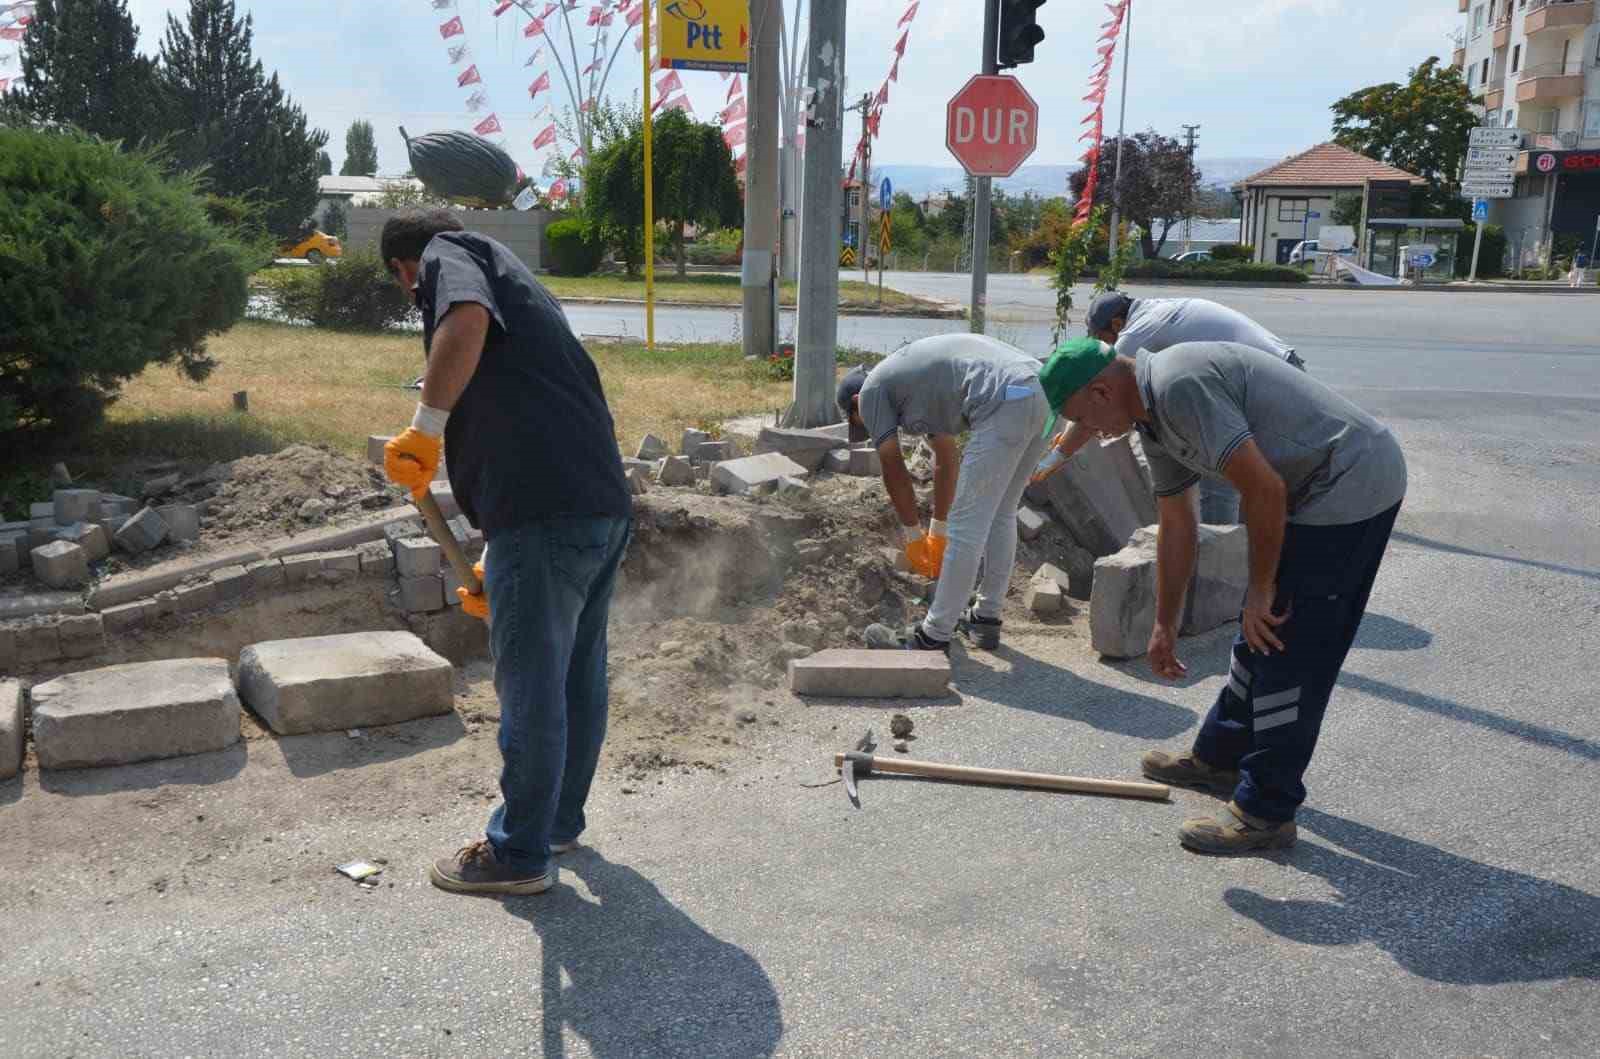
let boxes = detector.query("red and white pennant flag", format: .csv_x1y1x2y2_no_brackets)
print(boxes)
474,114,503,136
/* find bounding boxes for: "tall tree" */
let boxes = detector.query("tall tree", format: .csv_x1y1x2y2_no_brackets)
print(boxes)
158,0,328,239
1331,57,1475,216
12,0,164,143
317,150,332,176
341,119,378,176
1070,130,1199,259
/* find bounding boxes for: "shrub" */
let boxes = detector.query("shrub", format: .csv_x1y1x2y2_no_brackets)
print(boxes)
0,128,262,441
1121,259,1308,283
261,252,415,331
1210,243,1253,262
1454,224,1506,278
546,218,605,276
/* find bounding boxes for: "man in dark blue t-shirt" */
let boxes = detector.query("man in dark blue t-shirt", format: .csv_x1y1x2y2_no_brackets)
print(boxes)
380,210,632,897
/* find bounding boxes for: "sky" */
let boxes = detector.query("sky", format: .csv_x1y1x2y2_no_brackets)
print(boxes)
89,0,1457,179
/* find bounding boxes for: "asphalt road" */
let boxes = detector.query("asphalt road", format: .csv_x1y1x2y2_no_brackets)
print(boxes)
6,281,1600,1056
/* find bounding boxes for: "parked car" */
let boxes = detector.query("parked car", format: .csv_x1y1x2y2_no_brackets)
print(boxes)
1289,239,1354,267
1171,250,1213,264
279,230,343,264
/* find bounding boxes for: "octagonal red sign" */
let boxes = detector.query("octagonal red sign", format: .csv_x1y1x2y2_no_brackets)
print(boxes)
945,74,1040,178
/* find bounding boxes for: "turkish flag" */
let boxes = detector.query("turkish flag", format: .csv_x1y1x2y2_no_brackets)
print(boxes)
897,2,918,28
525,16,545,36
723,123,747,148
457,64,481,87
656,70,683,95
529,71,551,98
874,83,888,107
726,74,742,102
550,180,569,201
533,123,558,149
1082,86,1106,103
475,114,504,136
494,0,514,14
439,15,464,38
889,59,900,83
868,112,881,139
587,3,603,24
721,98,746,124
571,147,587,161
626,4,642,26
541,2,557,15
893,31,908,56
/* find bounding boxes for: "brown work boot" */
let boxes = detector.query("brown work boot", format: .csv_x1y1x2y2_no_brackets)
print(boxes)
1179,802,1297,855
429,839,555,896
1140,749,1240,797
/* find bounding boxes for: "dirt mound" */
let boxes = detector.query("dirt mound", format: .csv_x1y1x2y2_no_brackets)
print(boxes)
195,444,399,541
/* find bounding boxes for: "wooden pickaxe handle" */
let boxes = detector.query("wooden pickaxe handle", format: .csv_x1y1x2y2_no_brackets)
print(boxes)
833,752,1169,802
414,488,483,596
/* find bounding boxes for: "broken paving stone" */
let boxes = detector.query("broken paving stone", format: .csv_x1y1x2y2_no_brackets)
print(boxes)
1025,572,1065,616
53,522,109,563
656,456,695,487
788,649,951,698
237,630,453,735
367,435,391,465
753,426,844,473
711,453,808,497
776,476,812,498
53,489,101,525
1017,505,1049,541
140,472,181,499
824,447,882,477
114,507,169,555
626,467,651,495
31,657,240,770
889,713,914,738
357,540,395,577
156,504,201,543
31,540,90,589
680,427,711,455
383,517,427,547
636,433,669,461
693,439,736,465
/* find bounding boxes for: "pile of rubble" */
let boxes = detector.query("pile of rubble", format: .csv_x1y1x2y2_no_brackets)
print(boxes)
1,483,202,591
621,423,883,498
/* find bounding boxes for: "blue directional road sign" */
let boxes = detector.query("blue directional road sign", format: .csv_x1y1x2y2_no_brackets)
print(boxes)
1473,198,1490,222
880,177,893,212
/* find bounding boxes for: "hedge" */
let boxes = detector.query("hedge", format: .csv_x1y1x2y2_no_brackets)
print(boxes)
260,253,415,331
546,218,605,276
1122,259,1308,283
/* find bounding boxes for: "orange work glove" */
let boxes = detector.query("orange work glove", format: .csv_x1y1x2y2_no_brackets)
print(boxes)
925,518,948,573
905,518,948,579
384,427,442,500
457,560,488,621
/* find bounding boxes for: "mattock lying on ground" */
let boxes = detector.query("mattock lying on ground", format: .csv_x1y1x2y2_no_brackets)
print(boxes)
836,729,1170,808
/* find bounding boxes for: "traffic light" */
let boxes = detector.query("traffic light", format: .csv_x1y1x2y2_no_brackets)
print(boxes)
997,0,1046,68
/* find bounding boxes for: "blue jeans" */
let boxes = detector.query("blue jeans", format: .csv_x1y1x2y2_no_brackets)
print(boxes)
484,515,632,873
1193,502,1400,822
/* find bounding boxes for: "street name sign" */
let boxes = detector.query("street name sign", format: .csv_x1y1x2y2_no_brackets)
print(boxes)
1469,128,1524,148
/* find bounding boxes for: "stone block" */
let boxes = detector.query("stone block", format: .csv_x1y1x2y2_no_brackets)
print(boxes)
114,506,169,555
31,658,239,769
397,574,445,613
210,564,251,601
32,540,90,589
0,680,21,781
1017,506,1049,542
394,537,442,578
1184,524,1248,636
57,613,105,659
711,453,808,497
776,476,812,498
383,516,427,547
247,558,286,589
0,533,19,575
626,466,651,495
692,439,736,465
99,494,139,517
0,592,85,622
15,623,61,665
1090,536,1159,659
636,433,669,461
156,504,202,543
656,456,695,487
54,522,109,562
29,502,54,520
280,554,320,584
753,426,844,472
367,435,392,465
1025,572,1064,616
98,515,129,538
680,427,711,455
788,649,951,698
237,631,454,735
319,550,361,581
53,489,101,525
28,517,56,552
442,564,463,607
0,625,14,670
175,580,217,612
621,457,655,475
428,481,460,520
357,540,395,577
1028,435,1155,558
825,447,881,477
102,599,158,633
140,472,180,499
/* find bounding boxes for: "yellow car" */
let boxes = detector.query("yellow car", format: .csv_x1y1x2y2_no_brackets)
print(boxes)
279,230,343,264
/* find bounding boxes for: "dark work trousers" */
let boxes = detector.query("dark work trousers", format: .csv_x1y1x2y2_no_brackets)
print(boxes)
1192,501,1402,822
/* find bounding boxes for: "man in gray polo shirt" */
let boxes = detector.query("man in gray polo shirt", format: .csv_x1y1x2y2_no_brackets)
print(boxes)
1052,338,1407,854
837,333,1052,652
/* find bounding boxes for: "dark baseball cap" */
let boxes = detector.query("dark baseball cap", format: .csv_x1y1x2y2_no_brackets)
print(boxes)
1085,291,1134,335
837,365,871,444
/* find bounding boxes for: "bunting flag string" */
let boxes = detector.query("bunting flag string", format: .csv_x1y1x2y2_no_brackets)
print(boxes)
896,2,918,28
457,64,481,87
447,42,471,64
466,89,489,111
474,113,503,136
725,74,742,102
439,15,464,38
528,71,551,98
533,123,558,149
1075,0,1129,224
494,0,514,14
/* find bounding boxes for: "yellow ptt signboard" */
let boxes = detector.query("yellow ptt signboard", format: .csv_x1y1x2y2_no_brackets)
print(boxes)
658,0,749,72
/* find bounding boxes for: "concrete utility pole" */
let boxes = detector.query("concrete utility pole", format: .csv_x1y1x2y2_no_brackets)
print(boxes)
742,0,782,362
1107,0,1132,258
788,0,846,427
1180,123,1199,255
778,0,805,283
969,0,999,334
857,92,872,289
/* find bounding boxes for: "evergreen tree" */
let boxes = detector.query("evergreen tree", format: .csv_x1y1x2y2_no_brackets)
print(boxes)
158,0,328,239
317,150,332,176
340,119,378,176
13,0,163,143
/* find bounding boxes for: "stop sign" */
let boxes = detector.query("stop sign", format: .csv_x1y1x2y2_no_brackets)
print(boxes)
946,74,1039,178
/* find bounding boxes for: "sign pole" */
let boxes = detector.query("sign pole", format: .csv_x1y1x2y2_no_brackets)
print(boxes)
1469,205,1486,284
642,0,655,350
969,0,1000,334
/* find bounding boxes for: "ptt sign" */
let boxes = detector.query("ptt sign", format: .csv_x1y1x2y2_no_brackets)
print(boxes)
1534,150,1600,173
660,0,749,72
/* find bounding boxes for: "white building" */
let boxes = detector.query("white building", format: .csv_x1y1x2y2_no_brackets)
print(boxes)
1234,144,1425,266
1455,0,1600,264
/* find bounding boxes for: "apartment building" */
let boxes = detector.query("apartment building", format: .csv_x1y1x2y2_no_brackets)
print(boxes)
1455,0,1600,262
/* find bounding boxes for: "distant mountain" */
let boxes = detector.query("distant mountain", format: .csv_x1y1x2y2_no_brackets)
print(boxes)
873,157,1279,201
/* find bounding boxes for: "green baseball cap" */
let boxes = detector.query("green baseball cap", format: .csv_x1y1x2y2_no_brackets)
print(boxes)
1039,338,1116,438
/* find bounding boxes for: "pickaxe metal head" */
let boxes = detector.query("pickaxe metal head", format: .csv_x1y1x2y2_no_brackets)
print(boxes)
842,728,876,809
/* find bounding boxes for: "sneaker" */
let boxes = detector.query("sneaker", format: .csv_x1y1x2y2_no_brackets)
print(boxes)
1179,802,1297,855
956,606,1002,650
429,839,555,896
863,622,951,654
1140,749,1240,797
